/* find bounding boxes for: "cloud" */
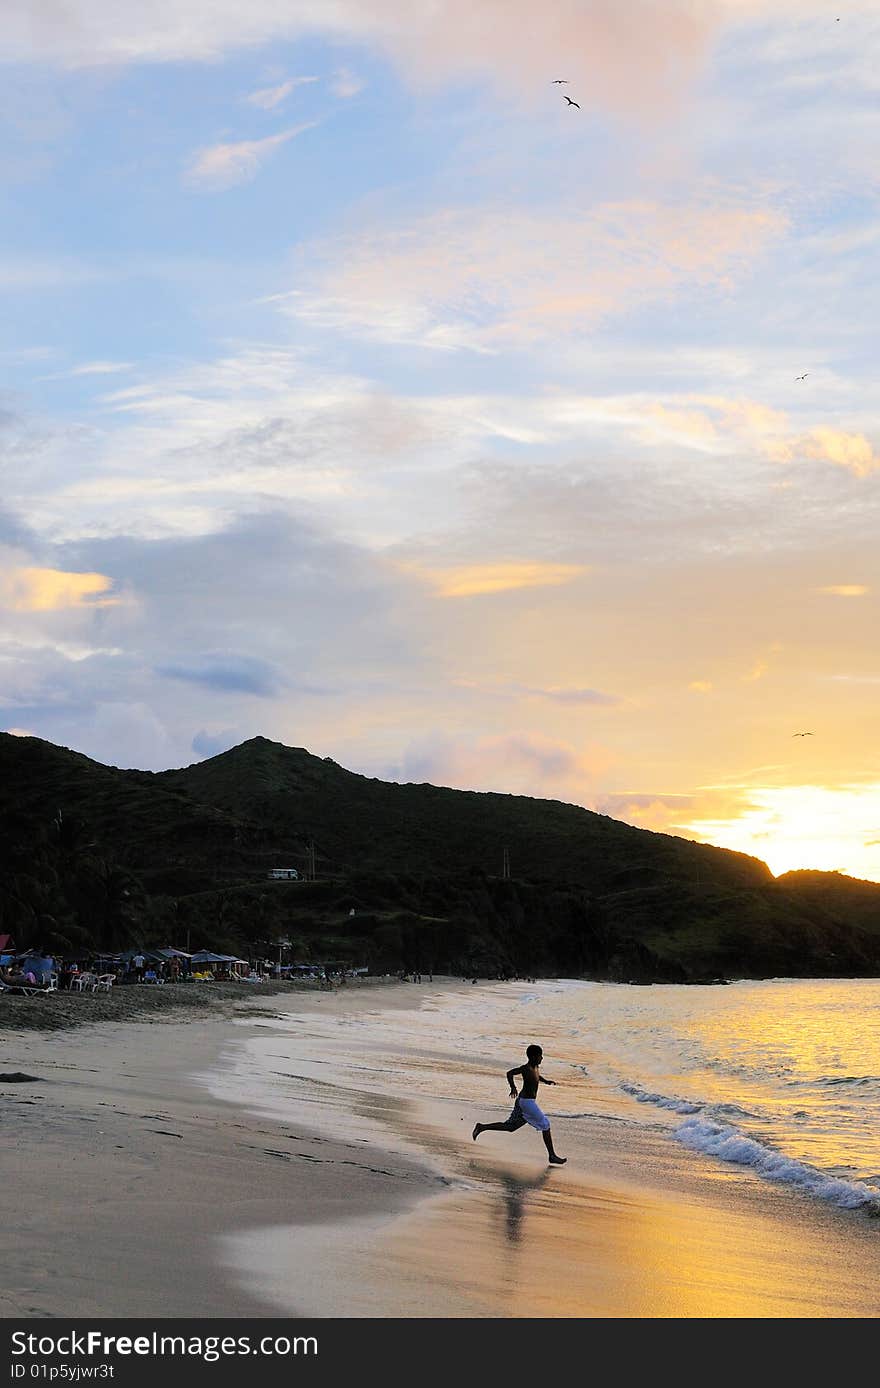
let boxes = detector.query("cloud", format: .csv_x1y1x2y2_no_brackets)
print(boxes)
192,727,243,758
454,678,620,706
185,123,316,190
802,428,880,477
6,1,726,118
331,67,363,99
509,683,619,707
689,680,713,693
0,510,427,769
245,76,318,110
65,701,178,772
409,560,587,598
281,196,787,348
0,566,118,612
594,790,696,832
389,730,611,803
158,654,283,696
764,425,880,477
817,584,869,597
69,360,133,376
39,360,133,382
742,659,768,682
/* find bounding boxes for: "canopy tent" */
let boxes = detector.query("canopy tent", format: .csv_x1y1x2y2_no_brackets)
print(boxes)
119,947,190,964
189,951,251,978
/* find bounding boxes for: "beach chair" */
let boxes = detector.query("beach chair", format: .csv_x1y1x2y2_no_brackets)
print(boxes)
94,974,115,993
71,971,98,993
0,976,54,998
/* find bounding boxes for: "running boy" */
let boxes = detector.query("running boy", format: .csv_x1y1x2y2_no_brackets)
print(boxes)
472,1044,566,1164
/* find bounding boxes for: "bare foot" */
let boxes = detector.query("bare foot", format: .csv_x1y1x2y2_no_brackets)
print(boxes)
472,1123,481,1141
548,1154,567,1164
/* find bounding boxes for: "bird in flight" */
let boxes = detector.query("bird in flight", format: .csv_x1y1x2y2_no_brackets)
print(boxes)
792,732,814,737
552,80,569,84
563,95,580,108
795,372,809,380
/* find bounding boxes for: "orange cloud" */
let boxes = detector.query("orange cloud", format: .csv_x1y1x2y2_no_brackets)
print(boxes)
817,584,869,597
772,428,880,477
0,567,118,612
803,429,880,477
411,561,587,598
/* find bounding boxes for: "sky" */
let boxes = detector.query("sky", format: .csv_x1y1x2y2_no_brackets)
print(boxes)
2,0,880,880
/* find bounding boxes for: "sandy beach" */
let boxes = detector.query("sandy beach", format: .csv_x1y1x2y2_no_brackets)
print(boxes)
3,978,880,1319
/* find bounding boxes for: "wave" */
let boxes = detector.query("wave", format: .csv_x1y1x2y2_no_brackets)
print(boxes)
618,1082,879,1209
782,1074,880,1091
620,1082,700,1115
619,1081,759,1122
674,1116,880,1211
819,1075,880,1087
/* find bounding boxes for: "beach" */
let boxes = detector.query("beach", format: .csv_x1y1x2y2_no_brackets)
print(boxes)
3,977,880,1318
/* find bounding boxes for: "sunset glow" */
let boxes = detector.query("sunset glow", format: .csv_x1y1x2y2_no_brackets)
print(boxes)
680,783,880,881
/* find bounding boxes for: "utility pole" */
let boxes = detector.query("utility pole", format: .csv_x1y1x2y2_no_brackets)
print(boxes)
502,846,510,880
308,839,317,881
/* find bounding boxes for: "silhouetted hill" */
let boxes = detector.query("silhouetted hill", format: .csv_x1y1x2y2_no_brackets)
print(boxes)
776,870,880,935
2,731,880,980
158,736,771,893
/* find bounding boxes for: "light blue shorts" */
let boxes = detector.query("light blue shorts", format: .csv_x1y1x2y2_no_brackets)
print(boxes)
517,1098,550,1132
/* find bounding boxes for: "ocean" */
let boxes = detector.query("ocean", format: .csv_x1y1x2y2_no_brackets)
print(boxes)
215,976,880,1213
205,977,880,1316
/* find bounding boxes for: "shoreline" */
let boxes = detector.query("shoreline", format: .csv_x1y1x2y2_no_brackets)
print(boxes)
4,978,880,1318
0,974,420,1034
5,968,880,1042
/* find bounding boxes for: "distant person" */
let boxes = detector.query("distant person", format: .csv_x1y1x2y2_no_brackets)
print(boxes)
472,1044,566,1165
24,952,52,985
133,952,146,982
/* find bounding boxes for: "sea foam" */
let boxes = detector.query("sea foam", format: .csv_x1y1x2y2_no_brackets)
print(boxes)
619,1081,880,1210
674,1115,880,1211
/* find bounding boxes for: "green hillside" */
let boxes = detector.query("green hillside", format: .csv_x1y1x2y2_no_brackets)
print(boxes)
2,731,880,980
158,736,771,892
